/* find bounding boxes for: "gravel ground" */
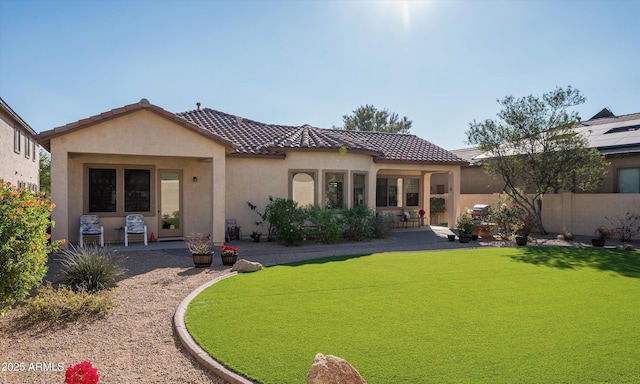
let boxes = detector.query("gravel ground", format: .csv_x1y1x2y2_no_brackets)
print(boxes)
0,228,634,384
0,250,232,384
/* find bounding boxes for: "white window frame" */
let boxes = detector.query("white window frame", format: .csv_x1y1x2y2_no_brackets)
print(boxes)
25,136,31,159
14,127,21,153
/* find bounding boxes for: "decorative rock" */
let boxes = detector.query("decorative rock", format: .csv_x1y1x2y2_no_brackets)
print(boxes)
230,259,263,273
306,353,367,384
617,244,635,251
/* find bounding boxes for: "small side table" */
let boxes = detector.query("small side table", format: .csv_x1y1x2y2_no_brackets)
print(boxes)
113,227,124,243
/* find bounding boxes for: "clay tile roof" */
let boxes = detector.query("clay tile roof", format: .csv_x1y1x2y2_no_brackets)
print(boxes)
177,108,467,165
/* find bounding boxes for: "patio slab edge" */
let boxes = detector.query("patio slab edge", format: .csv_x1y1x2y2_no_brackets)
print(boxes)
174,271,256,384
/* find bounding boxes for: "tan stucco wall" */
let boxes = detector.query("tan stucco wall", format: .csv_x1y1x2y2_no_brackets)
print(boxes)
542,193,640,237
49,110,227,244
225,151,373,236
0,108,39,190
225,152,463,236
593,155,640,193
440,192,640,238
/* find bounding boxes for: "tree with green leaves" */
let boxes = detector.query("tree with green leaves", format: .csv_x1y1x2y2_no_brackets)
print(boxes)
39,148,51,196
466,86,608,235
339,104,412,133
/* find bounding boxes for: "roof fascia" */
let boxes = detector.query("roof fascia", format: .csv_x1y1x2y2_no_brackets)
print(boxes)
0,97,37,136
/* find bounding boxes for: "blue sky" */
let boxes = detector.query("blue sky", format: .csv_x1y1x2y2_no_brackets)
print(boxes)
1,0,639,150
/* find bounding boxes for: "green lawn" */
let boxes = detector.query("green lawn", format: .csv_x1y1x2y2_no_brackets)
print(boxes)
185,247,640,384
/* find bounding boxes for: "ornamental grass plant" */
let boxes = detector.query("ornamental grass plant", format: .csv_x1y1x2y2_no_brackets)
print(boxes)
58,245,124,293
21,283,116,324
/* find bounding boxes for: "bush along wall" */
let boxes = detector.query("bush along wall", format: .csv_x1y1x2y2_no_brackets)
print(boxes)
0,180,63,315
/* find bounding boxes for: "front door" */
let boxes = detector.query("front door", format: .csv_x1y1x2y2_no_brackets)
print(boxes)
158,170,183,239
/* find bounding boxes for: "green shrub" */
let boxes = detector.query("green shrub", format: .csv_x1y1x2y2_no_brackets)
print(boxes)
266,198,306,246
487,202,525,238
343,205,375,241
22,283,116,323
305,206,344,244
59,245,124,293
0,180,63,315
372,212,394,238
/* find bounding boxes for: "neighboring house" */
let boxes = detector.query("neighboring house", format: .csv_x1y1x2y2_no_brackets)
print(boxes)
440,108,640,195
0,97,39,192
37,99,466,245
434,108,640,237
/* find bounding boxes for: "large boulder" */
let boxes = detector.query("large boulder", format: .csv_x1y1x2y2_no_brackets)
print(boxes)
306,353,367,384
230,259,263,273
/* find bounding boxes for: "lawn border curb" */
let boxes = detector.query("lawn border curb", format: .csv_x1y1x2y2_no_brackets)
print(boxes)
174,271,256,384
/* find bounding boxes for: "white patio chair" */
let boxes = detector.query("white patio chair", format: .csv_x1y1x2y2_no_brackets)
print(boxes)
124,214,148,247
79,215,104,247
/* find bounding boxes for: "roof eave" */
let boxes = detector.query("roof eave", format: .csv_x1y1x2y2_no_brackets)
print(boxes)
0,97,37,136
227,153,287,159
374,158,469,166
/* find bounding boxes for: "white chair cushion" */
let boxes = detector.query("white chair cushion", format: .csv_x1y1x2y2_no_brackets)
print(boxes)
82,224,102,234
128,224,146,233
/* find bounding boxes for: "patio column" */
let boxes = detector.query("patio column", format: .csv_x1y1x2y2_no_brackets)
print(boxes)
422,173,432,225
50,146,69,246
212,157,226,245
447,168,461,229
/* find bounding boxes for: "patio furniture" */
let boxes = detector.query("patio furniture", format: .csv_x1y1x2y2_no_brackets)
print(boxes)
226,219,241,241
403,211,420,227
124,214,148,246
79,215,104,247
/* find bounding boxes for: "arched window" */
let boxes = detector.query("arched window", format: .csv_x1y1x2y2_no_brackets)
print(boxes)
292,172,315,206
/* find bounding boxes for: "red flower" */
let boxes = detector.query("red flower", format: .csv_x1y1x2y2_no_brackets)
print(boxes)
65,361,100,384
221,244,239,256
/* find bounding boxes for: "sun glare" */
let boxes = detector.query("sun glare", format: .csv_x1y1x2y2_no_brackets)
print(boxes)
402,0,411,26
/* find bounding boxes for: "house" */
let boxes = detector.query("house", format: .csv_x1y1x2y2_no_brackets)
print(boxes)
0,97,40,192
446,108,640,194
437,108,640,237
37,99,467,245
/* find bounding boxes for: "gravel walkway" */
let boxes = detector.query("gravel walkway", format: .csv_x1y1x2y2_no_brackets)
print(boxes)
0,227,627,384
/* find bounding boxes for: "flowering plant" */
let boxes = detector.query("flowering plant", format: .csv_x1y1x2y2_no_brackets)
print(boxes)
221,244,239,257
64,361,100,384
186,233,214,254
1,180,64,314
456,213,475,235
418,209,426,218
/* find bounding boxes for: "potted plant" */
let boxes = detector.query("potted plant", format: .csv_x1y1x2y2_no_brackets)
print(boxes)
456,213,474,243
418,209,426,226
250,231,262,243
220,244,239,266
186,233,214,268
592,227,618,247
248,199,276,241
